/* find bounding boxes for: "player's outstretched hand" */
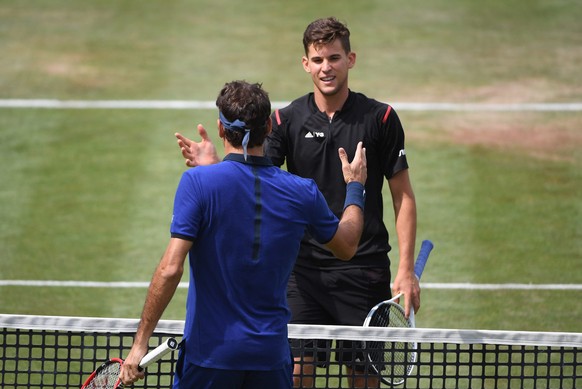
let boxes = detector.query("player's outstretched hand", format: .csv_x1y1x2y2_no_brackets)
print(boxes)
338,141,367,185
175,124,220,167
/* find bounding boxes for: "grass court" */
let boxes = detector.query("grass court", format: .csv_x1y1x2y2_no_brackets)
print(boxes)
0,0,581,334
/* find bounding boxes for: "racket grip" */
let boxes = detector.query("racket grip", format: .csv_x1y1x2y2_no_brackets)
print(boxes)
138,337,179,369
414,240,434,280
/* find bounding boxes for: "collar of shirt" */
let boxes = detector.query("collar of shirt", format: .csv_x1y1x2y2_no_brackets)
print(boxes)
223,153,274,166
307,89,356,116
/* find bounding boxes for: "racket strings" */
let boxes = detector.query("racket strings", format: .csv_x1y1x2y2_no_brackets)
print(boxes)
367,303,416,385
369,304,408,327
84,362,122,389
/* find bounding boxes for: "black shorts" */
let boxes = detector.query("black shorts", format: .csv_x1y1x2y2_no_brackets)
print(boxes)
287,264,391,368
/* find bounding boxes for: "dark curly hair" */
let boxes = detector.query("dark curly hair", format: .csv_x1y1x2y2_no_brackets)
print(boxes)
216,80,271,148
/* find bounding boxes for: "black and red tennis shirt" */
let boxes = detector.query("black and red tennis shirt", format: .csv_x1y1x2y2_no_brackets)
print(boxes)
265,90,409,268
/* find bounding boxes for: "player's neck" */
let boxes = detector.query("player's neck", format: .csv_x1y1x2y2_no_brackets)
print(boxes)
313,87,349,120
224,143,264,157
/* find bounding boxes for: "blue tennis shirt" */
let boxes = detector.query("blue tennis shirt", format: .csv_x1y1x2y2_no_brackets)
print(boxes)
170,153,339,371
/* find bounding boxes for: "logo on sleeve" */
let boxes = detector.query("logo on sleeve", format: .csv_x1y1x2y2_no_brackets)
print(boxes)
399,149,406,157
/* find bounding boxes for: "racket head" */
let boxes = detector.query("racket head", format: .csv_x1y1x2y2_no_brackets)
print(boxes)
81,358,123,389
363,300,417,386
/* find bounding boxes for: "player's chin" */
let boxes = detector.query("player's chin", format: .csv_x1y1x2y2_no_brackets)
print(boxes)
317,84,341,97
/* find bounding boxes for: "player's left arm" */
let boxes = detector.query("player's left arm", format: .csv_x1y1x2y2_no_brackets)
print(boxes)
388,169,419,318
120,238,192,385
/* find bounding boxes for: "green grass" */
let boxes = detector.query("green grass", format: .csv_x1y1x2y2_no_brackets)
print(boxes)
1,0,581,101
403,114,581,285
0,0,581,334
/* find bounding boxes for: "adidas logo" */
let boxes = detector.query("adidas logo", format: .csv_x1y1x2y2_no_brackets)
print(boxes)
305,131,325,138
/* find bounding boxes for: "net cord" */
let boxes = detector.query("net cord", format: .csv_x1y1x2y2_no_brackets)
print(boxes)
1,314,581,348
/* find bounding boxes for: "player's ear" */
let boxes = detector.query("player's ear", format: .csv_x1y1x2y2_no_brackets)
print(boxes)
302,56,310,72
347,51,356,69
217,119,225,139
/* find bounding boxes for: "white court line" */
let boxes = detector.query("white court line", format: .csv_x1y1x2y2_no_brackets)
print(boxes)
1,99,582,111
0,280,581,290
421,283,582,290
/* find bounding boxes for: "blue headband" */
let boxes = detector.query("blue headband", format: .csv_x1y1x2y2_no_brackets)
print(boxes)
219,111,251,161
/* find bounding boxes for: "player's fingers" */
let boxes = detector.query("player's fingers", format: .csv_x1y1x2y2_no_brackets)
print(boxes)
118,365,127,385
122,370,143,385
180,148,193,167
337,147,348,165
391,289,402,304
413,286,421,313
174,132,192,147
353,142,367,170
176,136,186,151
119,364,136,386
197,124,210,141
177,139,193,161
361,146,367,166
404,294,410,319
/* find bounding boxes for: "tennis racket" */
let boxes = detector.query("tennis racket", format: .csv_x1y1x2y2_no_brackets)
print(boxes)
362,239,434,386
81,337,179,389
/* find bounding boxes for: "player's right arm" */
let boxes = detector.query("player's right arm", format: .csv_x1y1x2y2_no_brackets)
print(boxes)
120,238,191,386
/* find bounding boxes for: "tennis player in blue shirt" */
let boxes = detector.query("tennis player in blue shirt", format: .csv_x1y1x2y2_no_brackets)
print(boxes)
119,80,367,389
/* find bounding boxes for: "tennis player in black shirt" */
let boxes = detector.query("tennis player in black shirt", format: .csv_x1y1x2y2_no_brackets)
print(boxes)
176,17,419,389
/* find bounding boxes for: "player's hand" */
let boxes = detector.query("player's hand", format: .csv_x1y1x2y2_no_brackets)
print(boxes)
338,141,367,185
392,269,421,318
175,124,220,167
119,344,147,386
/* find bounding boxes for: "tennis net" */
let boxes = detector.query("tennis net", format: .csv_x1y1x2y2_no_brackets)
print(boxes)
1,314,580,388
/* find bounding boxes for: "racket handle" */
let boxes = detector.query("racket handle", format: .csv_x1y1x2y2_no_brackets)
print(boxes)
414,240,434,280
139,337,179,369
